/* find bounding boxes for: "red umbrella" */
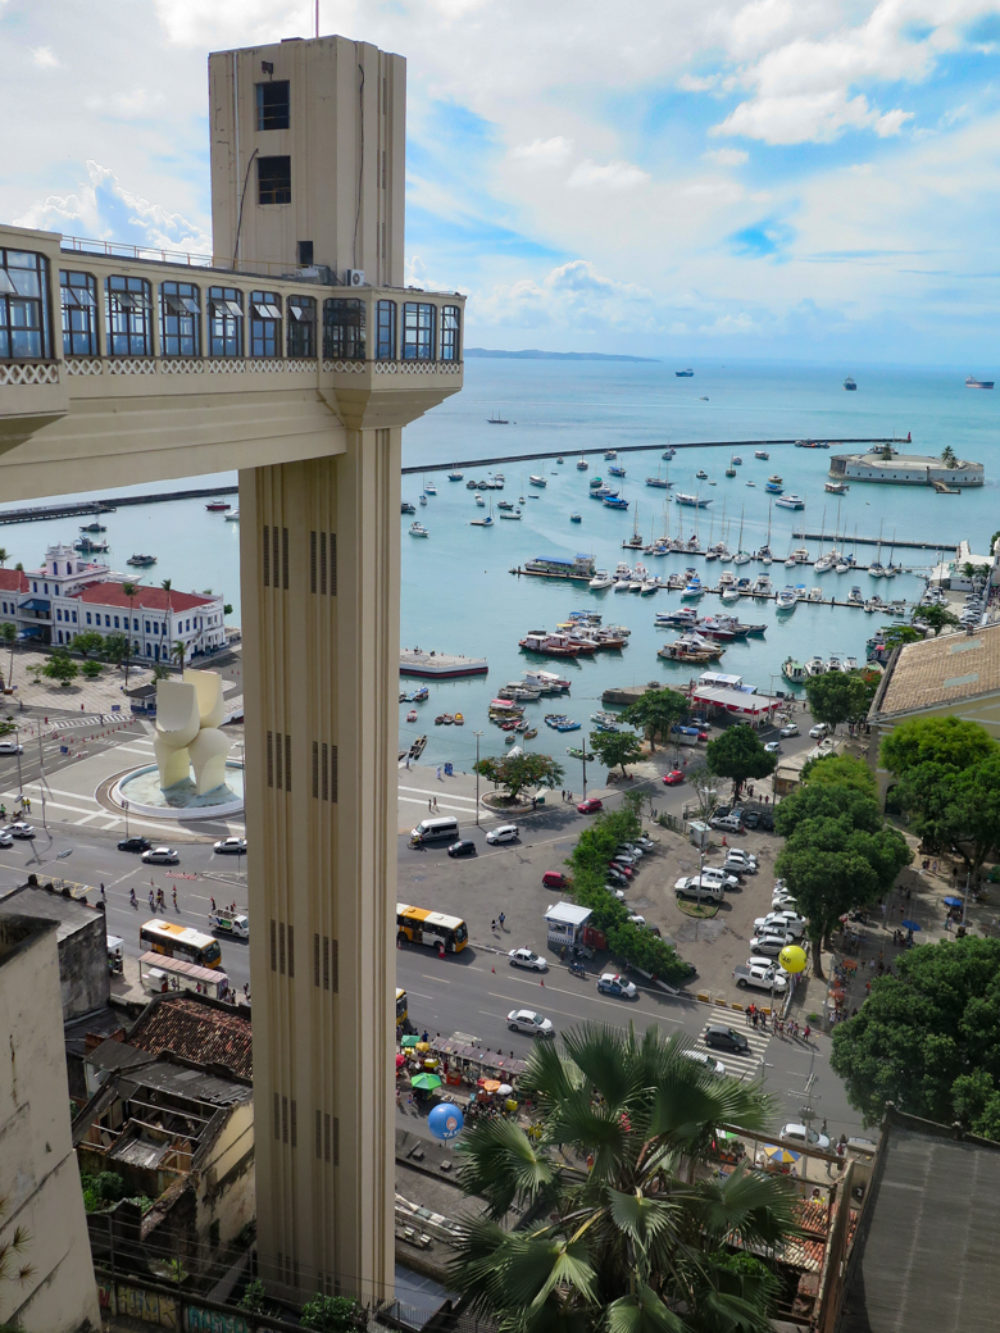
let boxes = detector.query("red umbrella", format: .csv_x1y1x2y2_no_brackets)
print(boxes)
395,1053,406,1069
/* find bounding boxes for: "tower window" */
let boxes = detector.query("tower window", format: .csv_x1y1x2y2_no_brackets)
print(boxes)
256,80,290,131
106,274,152,357
375,300,396,362
60,269,98,357
0,248,51,360
258,156,291,205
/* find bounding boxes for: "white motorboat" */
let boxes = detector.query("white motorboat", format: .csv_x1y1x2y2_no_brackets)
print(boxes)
775,493,806,509
775,586,798,612
589,570,614,590
409,521,429,538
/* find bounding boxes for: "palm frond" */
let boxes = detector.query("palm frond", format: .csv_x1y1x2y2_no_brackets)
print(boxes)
455,1116,559,1218
605,1188,680,1249
560,1023,642,1108
689,1167,802,1248
520,1036,587,1108
605,1286,690,1333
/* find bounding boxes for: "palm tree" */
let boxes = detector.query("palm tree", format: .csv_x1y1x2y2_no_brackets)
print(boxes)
172,639,187,675
941,445,957,469
0,548,8,568
159,578,172,668
916,603,960,637
0,622,16,690
451,1024,799,1333
121,581,138,689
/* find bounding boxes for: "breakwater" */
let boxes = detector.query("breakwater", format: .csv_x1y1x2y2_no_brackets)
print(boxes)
0,484,238,526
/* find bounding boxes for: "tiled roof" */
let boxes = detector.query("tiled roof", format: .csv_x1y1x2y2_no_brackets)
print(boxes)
128,994,252,1081
0,568,29,593
874,623,1000,717
73,582,216,613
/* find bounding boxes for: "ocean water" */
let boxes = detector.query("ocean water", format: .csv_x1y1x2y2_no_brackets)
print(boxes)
1,357,996,777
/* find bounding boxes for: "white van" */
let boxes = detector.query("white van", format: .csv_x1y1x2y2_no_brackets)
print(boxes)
410,816,460,844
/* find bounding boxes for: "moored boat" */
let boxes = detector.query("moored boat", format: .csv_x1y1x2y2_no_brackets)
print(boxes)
126,553,157,567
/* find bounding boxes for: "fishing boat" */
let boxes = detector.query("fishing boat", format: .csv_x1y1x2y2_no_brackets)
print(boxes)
843,376,857,391
591,710,621,731
603,494,629,509
126,553,157,567
768,474,783,485
805,655,827,677
662,447,676,460
754,450,769,460
529,474,547,487
782,657,806,685
499,508,522,520
405,709,418,722
765,480,783,494
400,501,416,515
825,479,849,494
475,493,486,507
74,536,108,553
674,492,711,508
79,521,106,533
409,521,429,537
675,368,694,377
577,456,589,470
205,500,231,511
695,468,708,480
570,513,582,524
658,634,724,663
604,449,618,460
966,375,994,390
424,479,437,495
448,468,463,481
608,464,626,478
544,713,581,731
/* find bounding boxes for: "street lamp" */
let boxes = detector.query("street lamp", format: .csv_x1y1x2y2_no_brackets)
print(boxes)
473,730,483,826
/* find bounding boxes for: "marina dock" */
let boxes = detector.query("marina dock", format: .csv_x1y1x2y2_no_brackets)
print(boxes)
791,531,955,551
0,484,238,526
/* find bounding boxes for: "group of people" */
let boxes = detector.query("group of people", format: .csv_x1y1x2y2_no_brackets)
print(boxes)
0,796,30,820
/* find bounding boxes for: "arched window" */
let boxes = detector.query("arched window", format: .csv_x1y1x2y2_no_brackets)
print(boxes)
441,305,460,362
160,281,201,357
287,295,316,358
209,287,244,357
106,275,153,356
250,291,282,357
60,270,98,356
0,248,51,359
323,299,365,360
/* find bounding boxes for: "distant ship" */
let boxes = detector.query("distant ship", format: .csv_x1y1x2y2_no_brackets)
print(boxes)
675,368,694,377
488,410,510,423
965,375,994,390
843,376,857,391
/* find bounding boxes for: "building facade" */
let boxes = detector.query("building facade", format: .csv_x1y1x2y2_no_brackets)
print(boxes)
0,31,463,1307
829,451,984,486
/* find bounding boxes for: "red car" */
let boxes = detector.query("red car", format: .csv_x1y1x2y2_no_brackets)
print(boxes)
662,769,685,786
577,797,603,814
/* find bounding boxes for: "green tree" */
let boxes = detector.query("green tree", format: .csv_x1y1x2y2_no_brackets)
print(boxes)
893,751,1000,882
830,937,1000,1132
451,1023,798,1333
587,727,643,777
300,1293,363,1331
100,631,130,668
620,687,688,752
773,780,883,839
0,622,16,689
875,624,923,651
475,751,564,803
224,602,233,617
683,761,721,820
81,660,103,680
173,639,187,675
705,723,776,797
69,630,104,659
160,577,173,668
941,445,957,468
912,603,959,636
42,652,79,688
0,548,7,567
803,669,878,731
797,752,877,796
121,581,138,688
881,715,996,777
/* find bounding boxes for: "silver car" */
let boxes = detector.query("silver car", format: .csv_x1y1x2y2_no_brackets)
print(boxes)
506,1008,554,1037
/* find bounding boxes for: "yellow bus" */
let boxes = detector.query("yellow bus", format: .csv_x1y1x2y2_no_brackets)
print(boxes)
140,918,222,968
396,987,408,1030
396,903,469,954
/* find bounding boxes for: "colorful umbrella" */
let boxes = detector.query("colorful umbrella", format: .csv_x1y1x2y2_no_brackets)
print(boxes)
411,1072,442,1091
415,1041,431,1052
481,1078,502,1094
944,896,964,908
901,919,921,932
840,958,859,971
496,1084,514,1097
764,1144,801,1164
395,1053,407,1069
400,1034,420,1047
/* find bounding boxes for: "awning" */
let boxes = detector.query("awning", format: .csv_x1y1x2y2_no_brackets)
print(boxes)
20,598,50,611
18,626,45,638
689,684,783,716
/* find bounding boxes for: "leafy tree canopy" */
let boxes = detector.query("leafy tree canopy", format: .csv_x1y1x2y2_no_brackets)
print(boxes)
474,751,564,803
451,1023,798,1333
830,936,1000,1133
798,752,877,796
101,631,130,666
620,687,688,752
912,603,959,636
894,752,1000,880
42,651,79,687
881,715,996,779
773,778,882,839
705,724,776,795
69,630,104,659
587,727,643,776
877,624,924,651
803,669,878,730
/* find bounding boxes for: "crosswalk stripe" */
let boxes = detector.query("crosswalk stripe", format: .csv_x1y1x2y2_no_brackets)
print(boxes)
692,1023,772,1080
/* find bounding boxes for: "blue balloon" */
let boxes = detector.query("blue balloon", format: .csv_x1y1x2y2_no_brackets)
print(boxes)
428,1103,464,1141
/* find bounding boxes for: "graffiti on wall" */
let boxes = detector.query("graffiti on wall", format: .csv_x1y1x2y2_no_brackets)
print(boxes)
116,1282,179,1328
185,1307,251,1333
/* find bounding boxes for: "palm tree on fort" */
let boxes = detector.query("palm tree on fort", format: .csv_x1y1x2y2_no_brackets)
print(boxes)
451,1023,799,1333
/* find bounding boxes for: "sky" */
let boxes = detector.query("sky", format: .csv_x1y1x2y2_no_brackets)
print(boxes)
3,0,1000,364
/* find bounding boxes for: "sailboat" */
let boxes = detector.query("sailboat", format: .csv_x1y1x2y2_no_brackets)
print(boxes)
757,498,773,563
869,521,887,578
733,507,752,564
470,498,495,527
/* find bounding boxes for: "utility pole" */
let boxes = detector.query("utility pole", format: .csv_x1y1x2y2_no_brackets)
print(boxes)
473,730,483,826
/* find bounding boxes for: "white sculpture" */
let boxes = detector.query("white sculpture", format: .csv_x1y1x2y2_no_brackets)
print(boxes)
153,668,231,794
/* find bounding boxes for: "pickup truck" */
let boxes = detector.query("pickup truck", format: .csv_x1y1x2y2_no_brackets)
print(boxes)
733,964,788,993
675,877,723,902
209,910,250,938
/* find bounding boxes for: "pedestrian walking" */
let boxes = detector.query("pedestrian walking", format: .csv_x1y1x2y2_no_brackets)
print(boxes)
433,796,439,810
745,1005,753,1027
803,1023,811,1040
172,887,178,912
148,889,155,910
498,911,506,930
436,766,442,781
210,896,216,911
99,883,106,902
428,797,433,811
490,919,497,933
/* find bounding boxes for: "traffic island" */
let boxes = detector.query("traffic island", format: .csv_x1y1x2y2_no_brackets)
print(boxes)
676,899,720,920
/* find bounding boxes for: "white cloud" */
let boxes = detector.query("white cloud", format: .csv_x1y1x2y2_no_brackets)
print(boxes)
703,146,749,166
567,159,650,190
473,259,655,334
678,72,720,92
31,45,59,68
509,137,574,167
84,89,167,118
714,89,912,145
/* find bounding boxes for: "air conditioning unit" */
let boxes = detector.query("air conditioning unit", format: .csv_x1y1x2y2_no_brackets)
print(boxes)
288,265,336,286
345,268,366,288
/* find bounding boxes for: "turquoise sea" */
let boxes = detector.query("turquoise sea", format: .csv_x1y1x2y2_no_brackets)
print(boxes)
1,358,997,777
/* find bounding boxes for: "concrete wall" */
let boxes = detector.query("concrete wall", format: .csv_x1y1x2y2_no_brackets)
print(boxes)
0,914,100,1332
0,885,109,1021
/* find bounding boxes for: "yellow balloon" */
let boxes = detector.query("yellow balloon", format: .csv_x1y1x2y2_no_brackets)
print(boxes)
779,945,807,974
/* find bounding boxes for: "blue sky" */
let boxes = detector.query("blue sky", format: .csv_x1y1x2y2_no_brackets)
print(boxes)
4,0,1000,364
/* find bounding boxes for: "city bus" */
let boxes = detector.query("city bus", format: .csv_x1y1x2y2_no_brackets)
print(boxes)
139,952,231,1000
396,903,468,953
396,987,408,1030
139,919,222,968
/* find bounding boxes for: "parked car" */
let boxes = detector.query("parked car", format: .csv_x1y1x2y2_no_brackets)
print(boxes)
447,840,477,858
697,866,740,890
616,843,645,859
608,860,634,878
675,877,723,902
597,972,638,1000
704,1024,750,1055
747,954,790,974
733,964,788,993
611,851,639,867
508,947,548,972
507,1009,554,1037
117,836,152,853
723,850,757,875
606,866,630,887
779,722,799,738
543,870,570,889
0,829,13,848
577,797,603,814
604,884,626,901
763,741,781,755
709,810,744,833
142,846,179,864
214,836,247,855
662,769,685,786
680,1048,726,1076
633,835,656,852
748,933,794,957
0,740,24,755
754,910,807,937
486,824,519,845
780,1122,831,1152
809,722,831,739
